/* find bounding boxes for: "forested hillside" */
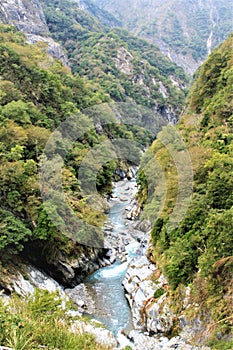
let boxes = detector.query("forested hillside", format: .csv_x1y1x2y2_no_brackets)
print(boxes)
138,35,233,348
0,24,117,255
92,0,233,74
0,23,156,266
40,0,188,121
0,0,232,348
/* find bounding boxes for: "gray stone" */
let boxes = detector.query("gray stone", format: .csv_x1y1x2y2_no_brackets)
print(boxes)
71,319,118,348
26,34,69,66
3,263,65,297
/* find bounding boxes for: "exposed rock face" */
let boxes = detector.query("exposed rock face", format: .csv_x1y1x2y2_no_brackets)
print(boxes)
128,330,210,350
0,0,68,65
0,0,48,35
0,260,118,349
122,254,171,331
155,104,178,125
113,46,133,75
122,254,211,349
22,241,111,287
0,259,65,298
26,34,70,66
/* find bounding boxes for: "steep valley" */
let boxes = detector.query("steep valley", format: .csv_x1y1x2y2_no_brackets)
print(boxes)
0,1,232,349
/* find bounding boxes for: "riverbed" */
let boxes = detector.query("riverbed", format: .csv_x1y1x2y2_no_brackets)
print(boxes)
83,178,145,339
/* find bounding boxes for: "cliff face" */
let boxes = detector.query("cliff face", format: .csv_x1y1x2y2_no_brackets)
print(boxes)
92,0,233,74
0,0,68,65
0,0,48,35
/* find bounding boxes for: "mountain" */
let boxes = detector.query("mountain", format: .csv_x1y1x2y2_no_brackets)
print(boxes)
92,0,233,74
40,0,189,122
0,23,112,254
138,34,233,348
0,0,190,122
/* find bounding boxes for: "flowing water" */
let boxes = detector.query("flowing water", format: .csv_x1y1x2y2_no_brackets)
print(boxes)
84,179,141,337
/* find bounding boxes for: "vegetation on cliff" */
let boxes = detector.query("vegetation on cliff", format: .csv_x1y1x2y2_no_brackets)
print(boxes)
41,0,188,116
138,34,233,345
91,0,233,73
0,24,119,256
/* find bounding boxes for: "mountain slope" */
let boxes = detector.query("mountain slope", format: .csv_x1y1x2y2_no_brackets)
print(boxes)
138,34,233,347
0,24,114,270
41,0,189,122
92,0,233,74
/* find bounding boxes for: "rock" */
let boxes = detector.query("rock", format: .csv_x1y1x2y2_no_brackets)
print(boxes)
22,241,112,287
65,283,96,314
122,256,158,330
115,168,126,179
26,34,69,66
128,330,162,350
1,262,65,297
135,219,151,232
71,319,118,348
146,294,174,333
0,0,69,65
0,0,48,35
125,199,141,220
127,330,210,350
116,330,134,349
113,46,133,75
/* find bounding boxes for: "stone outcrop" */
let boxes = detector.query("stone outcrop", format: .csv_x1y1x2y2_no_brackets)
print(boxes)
0,0,48,35
26,34,69,66
0,258,65,298
0,260,118,348
127,330,210,350
0,0,68,65
122,254,172,331
113,46,133,75
91,0,232,74
122,250,211,349
21,241,112,287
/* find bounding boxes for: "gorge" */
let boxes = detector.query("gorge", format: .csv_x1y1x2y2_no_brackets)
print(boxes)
0,1,232,349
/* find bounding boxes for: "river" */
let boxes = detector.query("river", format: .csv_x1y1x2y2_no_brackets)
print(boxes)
84,178,144,340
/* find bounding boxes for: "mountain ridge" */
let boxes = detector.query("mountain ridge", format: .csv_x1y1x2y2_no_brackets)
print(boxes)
92,0,233,74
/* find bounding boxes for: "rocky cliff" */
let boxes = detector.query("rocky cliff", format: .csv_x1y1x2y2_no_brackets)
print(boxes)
0,0,68,65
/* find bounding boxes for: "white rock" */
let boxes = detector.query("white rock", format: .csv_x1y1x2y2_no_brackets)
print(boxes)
71,319,118,348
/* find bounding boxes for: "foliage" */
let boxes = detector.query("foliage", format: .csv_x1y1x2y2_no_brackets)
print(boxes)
91,0,233,68
0,25,124,255
40,0,188,114
137,35,233,329
154,287,165,299
0,289,110,349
